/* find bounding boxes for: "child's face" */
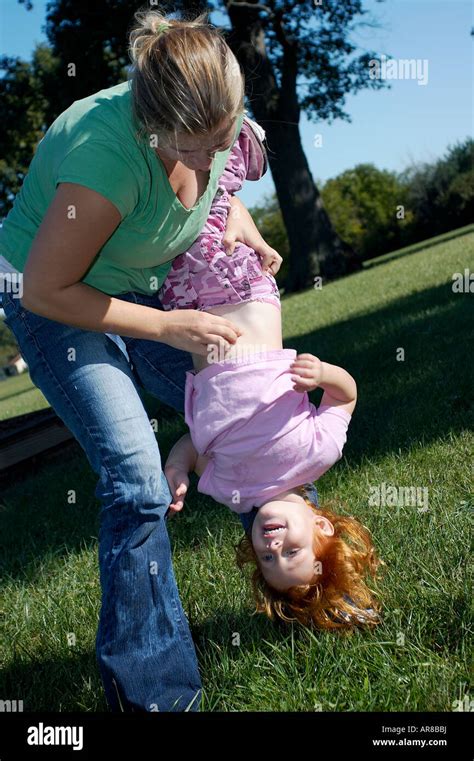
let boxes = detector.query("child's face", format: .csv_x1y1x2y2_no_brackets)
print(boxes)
251,497,334,591
155,118,237,171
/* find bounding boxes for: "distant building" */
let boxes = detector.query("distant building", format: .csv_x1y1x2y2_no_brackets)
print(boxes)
2,352,28,377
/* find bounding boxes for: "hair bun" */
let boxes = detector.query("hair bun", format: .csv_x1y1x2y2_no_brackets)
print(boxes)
151,20,171,36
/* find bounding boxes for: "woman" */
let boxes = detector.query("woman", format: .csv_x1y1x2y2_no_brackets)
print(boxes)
0,9,280,712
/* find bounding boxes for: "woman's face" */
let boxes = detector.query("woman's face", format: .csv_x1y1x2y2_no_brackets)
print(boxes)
251,498,334,591
155,117,237,171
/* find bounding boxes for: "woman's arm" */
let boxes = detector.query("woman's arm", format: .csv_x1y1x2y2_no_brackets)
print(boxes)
21,183,242,355
290,353,357,416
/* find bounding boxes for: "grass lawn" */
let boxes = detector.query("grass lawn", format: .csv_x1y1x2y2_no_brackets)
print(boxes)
0,371,50,420
0,226,472,712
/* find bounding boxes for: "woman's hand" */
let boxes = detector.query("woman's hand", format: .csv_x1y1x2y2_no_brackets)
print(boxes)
165,465,189,515
157,309,243,356
223,195,283,276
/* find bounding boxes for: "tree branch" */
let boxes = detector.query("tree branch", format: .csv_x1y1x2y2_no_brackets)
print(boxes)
226,0,275,17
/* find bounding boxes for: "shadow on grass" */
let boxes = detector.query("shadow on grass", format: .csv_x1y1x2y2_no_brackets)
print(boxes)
285,281,473,463
362,225,473,271
0,606,294,712
0,651,110,713
0,603,332,712
0,279,472,709
1,281,472,581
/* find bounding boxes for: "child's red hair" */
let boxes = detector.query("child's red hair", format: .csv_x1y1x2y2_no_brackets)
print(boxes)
234,484,385,631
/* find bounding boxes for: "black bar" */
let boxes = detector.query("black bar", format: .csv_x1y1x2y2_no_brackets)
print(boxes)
0,711,471,758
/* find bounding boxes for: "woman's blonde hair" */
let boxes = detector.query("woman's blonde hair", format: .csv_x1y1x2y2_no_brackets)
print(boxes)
127,6,245,146
234,484,386,632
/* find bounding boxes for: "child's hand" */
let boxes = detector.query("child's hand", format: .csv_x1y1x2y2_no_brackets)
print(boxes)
257,244,283,276
164,465,189,515
289,353,324,393
223,195,283,275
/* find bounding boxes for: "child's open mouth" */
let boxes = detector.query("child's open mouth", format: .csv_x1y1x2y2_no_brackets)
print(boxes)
262,524,285,536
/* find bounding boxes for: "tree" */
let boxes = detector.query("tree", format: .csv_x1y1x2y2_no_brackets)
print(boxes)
223,0,389,289
249,193,290,284
400,138,474,241
0,45,56,216
3,0,390,291
321,164,410,260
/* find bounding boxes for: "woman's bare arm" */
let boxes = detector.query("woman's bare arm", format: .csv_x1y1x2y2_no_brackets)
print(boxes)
20,182,242,354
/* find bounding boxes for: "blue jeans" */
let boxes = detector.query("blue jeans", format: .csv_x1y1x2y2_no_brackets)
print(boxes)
2,287,202,712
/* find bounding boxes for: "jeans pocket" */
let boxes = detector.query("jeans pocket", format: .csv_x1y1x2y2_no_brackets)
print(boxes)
2,289,43,334
2,290,24,329
19,306,53,337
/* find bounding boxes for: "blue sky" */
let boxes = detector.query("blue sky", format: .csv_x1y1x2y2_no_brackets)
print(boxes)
1,0,472,208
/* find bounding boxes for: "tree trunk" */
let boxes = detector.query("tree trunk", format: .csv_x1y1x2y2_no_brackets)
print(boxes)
264,117,362,289
225,5,362,292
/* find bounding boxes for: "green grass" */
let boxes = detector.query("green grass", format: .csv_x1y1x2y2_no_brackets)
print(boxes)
0,370,50,420
0,227,472,712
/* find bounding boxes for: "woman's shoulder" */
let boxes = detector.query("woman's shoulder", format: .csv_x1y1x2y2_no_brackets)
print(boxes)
45,80,138,150
29,81,147,220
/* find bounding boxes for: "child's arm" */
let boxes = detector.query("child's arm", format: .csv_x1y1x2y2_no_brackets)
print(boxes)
164,433,210,513
290,353,357,416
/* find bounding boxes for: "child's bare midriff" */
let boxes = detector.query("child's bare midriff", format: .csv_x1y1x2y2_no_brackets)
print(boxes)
192,300,283,373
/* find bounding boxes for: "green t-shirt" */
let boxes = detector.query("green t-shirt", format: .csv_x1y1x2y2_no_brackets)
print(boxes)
0,80,245,296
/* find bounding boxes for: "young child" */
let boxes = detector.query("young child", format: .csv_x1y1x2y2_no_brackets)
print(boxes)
160,114,383,630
